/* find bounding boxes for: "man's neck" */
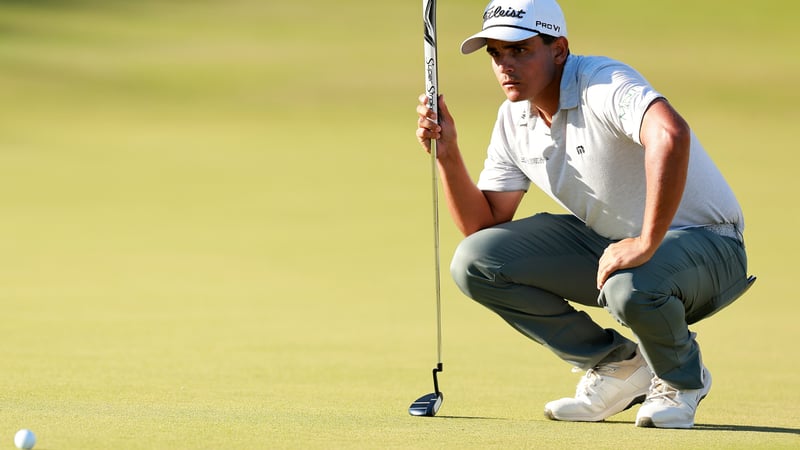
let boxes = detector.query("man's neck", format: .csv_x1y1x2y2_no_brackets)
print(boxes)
531,64,565,127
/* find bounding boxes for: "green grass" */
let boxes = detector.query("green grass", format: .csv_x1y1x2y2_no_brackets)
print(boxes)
0,0,798,448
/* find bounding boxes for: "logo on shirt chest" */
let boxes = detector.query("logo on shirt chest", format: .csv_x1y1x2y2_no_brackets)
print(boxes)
573,145,591,162
520,156,548,165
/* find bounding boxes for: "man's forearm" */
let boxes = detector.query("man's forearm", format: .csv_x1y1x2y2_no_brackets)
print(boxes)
639,102,691,252
436,148,497,236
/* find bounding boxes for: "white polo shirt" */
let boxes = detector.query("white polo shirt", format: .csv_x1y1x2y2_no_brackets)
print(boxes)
476,54,744,240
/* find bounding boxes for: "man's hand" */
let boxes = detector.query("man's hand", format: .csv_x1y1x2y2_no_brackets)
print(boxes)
597,237,657,290
416,94,457,160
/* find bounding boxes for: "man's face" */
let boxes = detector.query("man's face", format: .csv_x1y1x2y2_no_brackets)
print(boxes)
486,36,561,103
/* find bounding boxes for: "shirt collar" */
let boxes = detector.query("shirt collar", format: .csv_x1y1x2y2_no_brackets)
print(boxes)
559,54,579,111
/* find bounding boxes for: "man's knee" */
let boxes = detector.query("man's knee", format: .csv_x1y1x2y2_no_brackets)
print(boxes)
600,273,682,328
450,230,496,298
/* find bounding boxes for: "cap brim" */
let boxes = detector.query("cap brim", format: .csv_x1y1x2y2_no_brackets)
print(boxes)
460,27,539,54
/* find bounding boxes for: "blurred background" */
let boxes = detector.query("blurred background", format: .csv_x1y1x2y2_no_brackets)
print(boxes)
1,0,798,448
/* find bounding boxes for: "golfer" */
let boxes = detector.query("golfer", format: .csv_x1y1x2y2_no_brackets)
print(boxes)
415,0,750,429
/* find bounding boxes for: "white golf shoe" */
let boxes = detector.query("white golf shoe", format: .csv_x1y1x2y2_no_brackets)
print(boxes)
635,365,712,429
544,350,652,422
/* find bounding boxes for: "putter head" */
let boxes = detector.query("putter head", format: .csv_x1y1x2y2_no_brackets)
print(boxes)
408,392,443,417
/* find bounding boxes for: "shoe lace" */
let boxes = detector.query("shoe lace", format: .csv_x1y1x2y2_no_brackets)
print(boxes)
573,363,621,397
646,377,680,406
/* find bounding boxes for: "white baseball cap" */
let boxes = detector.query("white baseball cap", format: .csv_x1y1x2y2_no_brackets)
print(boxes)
460,0,568,54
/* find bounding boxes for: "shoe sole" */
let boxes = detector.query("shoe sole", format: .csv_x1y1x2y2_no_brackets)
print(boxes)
544,393,646,422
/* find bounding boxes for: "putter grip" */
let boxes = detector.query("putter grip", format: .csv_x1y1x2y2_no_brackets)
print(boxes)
423,0,438,119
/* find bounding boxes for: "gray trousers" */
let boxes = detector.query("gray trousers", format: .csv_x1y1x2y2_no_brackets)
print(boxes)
450,213,748,389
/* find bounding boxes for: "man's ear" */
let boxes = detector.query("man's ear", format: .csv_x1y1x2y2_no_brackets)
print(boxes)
553,37,569,64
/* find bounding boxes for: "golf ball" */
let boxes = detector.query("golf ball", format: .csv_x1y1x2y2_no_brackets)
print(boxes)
14,429,36,450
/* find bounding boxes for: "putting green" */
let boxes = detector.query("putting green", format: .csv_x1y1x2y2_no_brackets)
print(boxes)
1,0,798,448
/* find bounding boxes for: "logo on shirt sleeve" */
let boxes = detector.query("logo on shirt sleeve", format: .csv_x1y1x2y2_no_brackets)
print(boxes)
618,87,643,122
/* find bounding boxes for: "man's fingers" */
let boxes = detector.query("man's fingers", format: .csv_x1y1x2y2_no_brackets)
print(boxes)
596,257,607,290
417,110,441,136
597,247,617,289
416,93,450,158
417,123,439,142
417,126,432,141
597,267,610,290
416,103,438,124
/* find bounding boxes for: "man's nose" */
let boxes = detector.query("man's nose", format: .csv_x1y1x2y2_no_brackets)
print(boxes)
495,56,514,73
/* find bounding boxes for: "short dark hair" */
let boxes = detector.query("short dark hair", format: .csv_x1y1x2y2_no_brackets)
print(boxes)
539,34,558,45
539,33,569,56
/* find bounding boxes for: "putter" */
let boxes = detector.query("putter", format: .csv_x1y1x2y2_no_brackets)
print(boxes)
409,0,444,418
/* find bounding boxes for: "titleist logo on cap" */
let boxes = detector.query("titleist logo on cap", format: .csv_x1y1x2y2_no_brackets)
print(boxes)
483,6,526,21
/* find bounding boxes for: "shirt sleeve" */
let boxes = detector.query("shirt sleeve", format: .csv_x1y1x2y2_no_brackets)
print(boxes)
585,63,664,146
476,107,531,192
